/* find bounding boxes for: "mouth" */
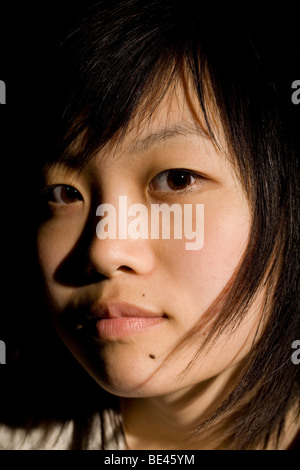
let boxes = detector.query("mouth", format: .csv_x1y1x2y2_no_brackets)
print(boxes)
81,301,167,339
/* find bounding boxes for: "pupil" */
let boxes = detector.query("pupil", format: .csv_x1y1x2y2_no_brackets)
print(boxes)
62,186,79,202
168,171,190,190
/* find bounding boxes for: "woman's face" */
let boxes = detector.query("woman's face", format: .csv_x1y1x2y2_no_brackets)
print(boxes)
37,83,259,398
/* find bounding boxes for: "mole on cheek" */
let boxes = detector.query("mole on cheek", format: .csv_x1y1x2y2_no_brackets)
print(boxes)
149,354,155,359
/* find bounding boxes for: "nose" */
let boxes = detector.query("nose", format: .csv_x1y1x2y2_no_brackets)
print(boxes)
84,194,156,279
85,233,156,279
53,208,156,287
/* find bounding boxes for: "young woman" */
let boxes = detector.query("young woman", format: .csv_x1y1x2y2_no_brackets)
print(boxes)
0,0,299,450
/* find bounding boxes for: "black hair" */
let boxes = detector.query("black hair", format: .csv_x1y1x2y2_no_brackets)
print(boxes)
1,0,299,450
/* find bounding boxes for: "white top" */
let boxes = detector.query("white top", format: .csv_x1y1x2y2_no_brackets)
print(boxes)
0,410,127,450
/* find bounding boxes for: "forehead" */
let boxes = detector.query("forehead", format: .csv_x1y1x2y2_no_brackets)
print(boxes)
51,69,229,174
101,77,227,160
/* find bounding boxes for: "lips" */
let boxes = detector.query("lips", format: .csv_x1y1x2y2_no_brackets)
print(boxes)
84,301,167,339
90,301,162,319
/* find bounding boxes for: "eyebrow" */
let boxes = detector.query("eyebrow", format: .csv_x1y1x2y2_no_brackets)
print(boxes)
128,122,211,154
55,121,212,170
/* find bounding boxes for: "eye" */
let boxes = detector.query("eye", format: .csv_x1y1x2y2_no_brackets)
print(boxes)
41,184,83,205
150,169,204,192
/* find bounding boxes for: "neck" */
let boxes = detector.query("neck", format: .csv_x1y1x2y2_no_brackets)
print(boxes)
121,365,241,450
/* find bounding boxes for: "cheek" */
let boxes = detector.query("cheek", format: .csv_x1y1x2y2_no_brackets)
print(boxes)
159,194,250,312
36,215,85,297
37,225,69,278
203,198,250,277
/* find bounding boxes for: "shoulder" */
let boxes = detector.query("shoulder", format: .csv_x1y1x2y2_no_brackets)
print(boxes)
0,409,127,450
0,420,75,450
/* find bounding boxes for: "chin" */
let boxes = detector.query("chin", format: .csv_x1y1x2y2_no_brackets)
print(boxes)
88,362,169,398
65,348,159,398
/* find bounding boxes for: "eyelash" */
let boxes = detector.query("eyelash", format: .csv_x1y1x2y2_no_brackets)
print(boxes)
40,169,205,206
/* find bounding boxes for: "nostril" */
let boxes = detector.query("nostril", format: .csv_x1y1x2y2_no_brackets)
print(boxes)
118,265,135,273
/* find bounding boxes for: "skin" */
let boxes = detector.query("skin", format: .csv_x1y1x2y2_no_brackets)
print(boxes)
37,82,268,449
